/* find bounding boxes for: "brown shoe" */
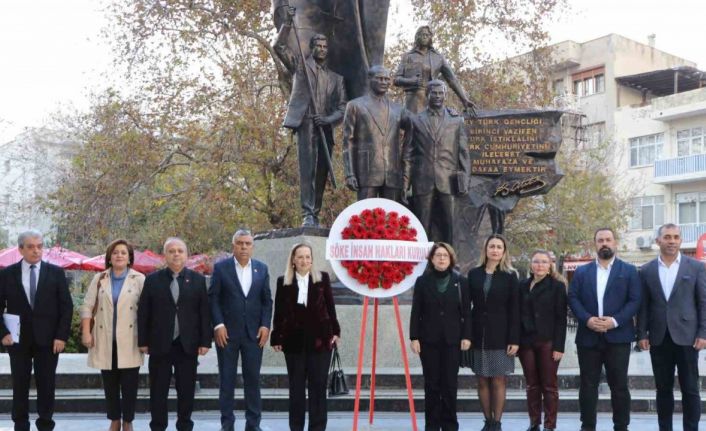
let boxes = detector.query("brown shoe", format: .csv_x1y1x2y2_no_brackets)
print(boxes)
109,420,121,431
122,422,133,431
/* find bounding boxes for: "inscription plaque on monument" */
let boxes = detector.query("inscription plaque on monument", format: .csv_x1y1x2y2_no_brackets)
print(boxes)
466,110,564,212
452,109,565,271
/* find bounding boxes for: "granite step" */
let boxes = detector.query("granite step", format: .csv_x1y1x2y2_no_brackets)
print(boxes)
0,388,704,413
1,368,702,391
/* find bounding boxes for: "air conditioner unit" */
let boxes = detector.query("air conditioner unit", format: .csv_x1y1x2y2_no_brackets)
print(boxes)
636,235,653,249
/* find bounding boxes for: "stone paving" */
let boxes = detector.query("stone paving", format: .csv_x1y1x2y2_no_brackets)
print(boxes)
0,412,702,431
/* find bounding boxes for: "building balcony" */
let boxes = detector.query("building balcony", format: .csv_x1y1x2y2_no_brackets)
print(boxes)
550,41,581,71
677,223,706,246
653,153,706,184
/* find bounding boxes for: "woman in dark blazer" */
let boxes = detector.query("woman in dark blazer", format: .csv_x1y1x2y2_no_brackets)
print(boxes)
518,250,567,431
467,234,520,431
410,242,471,431
271,242,341,431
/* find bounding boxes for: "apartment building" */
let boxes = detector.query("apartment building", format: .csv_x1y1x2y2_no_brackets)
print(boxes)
544,34,704,263
0,128,78,246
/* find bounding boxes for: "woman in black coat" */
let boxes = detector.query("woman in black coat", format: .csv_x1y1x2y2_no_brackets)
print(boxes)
467,234,520,431
518,250,567,431
410,242,472,431
271,242,341,431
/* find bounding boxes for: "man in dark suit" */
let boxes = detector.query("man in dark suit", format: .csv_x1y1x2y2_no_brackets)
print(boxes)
0,230,73,431
137,237,211,431
404,79,470,243
274,6,347,227
209,229,273,431
568,227,641,431
342,65,413,202
637,223,706,431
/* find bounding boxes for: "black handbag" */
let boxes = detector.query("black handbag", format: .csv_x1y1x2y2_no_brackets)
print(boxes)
328,346,349,396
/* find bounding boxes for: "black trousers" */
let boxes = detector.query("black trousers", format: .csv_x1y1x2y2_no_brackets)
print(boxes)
357,186,401,202
101,341,140,422
414,191,455,244
419,341,460,431
577,340,631,431
148,339,198,431
650,329,701,431
8,342,58,431
284,349,333,431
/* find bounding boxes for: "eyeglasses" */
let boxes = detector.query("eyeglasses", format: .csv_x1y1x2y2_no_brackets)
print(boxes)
433,253,450,259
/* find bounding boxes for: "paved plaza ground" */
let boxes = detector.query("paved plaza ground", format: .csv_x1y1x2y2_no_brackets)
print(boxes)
0,412,702,431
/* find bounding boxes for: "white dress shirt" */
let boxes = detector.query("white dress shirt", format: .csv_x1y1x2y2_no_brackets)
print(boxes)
596,257,618,327
21,259,42,304
214,258,254,331
235,258,253,297
657,252,681,301
295,272,309,306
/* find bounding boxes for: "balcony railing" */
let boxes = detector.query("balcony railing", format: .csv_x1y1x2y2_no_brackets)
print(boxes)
654,153,706,183
677,223,706,244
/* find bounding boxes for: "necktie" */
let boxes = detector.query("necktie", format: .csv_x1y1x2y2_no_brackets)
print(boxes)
170,273,180,340
29,264,37,308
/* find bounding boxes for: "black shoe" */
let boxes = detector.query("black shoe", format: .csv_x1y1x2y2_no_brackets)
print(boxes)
543,429,555,431
481,420,491,431
526,426,540,431
494,421,502,431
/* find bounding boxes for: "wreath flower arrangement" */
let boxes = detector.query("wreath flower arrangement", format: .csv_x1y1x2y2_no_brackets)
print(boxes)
340,207,418,289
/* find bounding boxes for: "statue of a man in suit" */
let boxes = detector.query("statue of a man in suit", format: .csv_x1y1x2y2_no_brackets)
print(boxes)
274,6,347,227
342,65,412,202
405,80,470,243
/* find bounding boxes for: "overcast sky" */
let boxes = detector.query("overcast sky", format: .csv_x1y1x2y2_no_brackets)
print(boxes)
1,0,704,143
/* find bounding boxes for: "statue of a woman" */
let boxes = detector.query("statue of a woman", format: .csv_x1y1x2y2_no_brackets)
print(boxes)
394,26,476,114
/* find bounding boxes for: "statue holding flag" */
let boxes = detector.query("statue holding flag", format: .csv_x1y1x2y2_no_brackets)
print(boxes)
274,6,347,228
273,0,391,227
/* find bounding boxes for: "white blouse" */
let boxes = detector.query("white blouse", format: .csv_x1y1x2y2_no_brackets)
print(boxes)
295,272,309,306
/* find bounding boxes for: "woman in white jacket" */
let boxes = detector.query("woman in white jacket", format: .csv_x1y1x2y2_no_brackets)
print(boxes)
80,239,145,431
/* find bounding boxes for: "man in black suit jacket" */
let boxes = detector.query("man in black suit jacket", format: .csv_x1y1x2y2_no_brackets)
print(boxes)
637,223,706,431
138,237,211,431
0,230,73,431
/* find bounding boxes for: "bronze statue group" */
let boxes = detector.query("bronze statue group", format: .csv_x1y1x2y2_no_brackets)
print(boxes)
0,18,704,431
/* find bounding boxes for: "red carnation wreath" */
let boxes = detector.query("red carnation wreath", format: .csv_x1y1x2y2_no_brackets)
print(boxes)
340,207,418,290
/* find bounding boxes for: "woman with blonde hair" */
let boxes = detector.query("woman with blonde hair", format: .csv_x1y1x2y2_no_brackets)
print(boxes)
518,250,567,431
80,239,145,431
271,242,341,431
466,234,520,431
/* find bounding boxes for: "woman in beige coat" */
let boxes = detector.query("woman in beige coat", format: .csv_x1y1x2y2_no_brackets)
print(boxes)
80,239,145,431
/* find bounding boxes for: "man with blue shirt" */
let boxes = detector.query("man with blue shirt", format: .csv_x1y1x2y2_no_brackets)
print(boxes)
0,230,73,431
637,223,706,431
568,227,641,431
209,229,273,431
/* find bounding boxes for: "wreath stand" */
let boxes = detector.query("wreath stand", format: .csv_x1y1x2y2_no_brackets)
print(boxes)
352,296,418,431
